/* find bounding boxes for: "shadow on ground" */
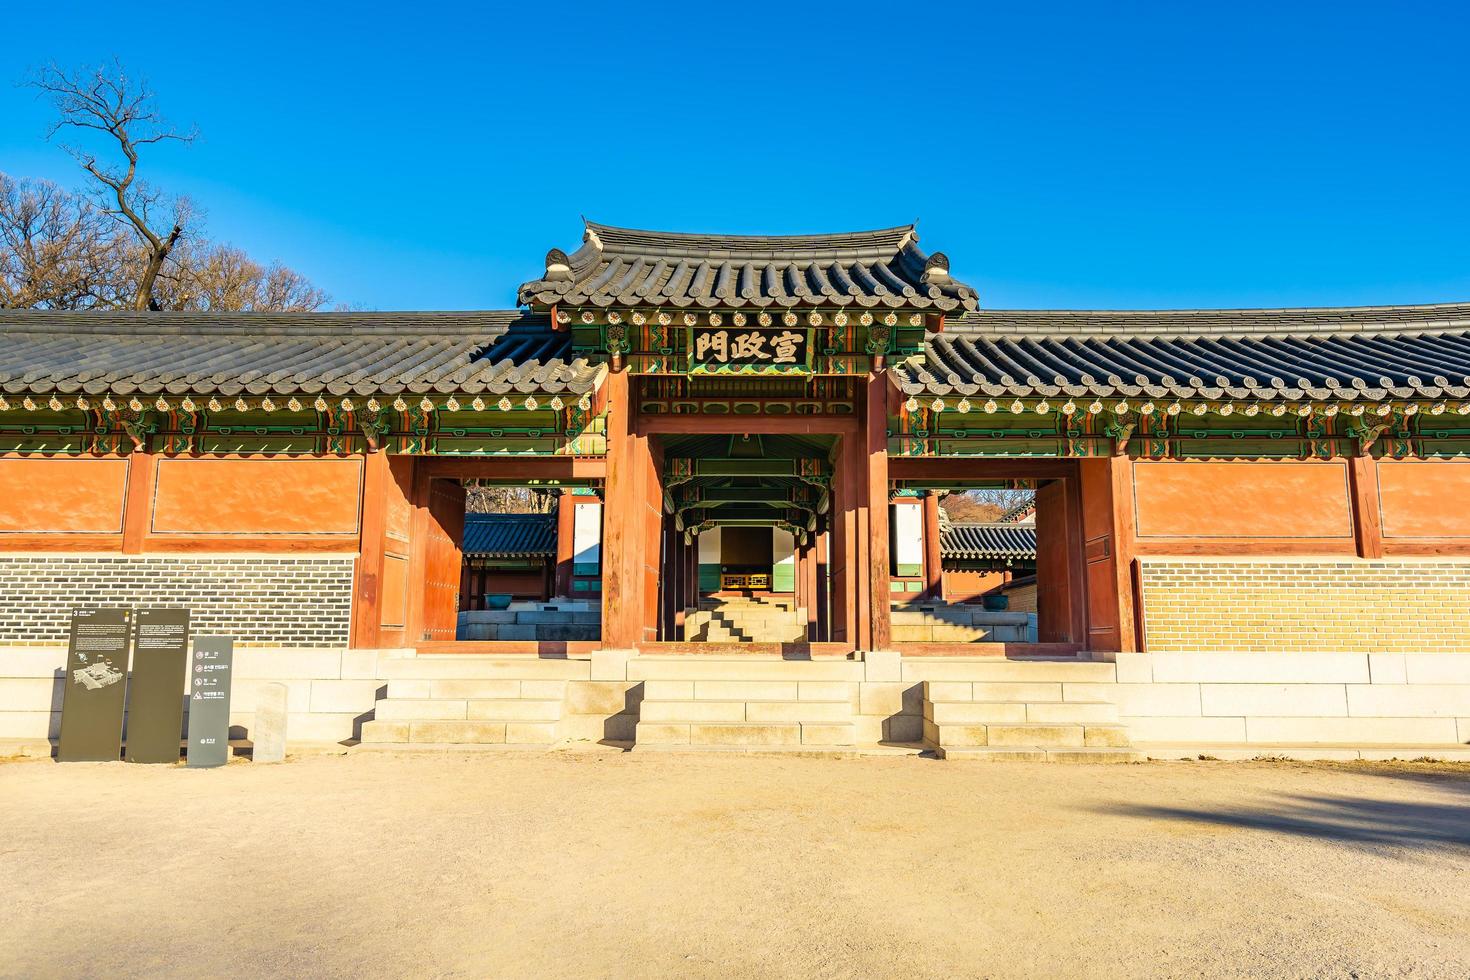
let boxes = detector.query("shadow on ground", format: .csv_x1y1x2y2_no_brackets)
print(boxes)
1094,768,1470,851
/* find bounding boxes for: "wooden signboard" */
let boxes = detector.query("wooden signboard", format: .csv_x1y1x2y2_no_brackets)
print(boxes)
57,608,132,762
689,326,810,372
125,608,191,764
186,637,234,768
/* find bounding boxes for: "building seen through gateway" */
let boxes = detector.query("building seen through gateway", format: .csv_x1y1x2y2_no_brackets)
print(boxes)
2,220,1470,758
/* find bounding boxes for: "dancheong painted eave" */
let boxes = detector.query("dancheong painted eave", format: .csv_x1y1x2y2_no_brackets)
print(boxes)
517,220,980,313
0,309,607,399
891,303,1470,402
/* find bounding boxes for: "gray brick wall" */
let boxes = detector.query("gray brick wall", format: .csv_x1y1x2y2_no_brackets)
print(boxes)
0,555,354,647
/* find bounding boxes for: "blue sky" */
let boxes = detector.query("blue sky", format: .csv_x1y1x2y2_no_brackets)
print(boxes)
2,1,1467,311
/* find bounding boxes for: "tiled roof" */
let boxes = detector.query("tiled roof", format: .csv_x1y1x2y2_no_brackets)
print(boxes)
893,304,1470,402
462,512,556,558
0,310,606,398
941,523,1037,561
517,221,978,313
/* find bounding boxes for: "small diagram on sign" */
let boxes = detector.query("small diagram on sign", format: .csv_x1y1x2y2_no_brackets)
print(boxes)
73,661,124,690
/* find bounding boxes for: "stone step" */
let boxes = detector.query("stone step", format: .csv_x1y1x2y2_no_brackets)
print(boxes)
375,697,561,723
386,678,567,700
376,657,591,681
635,721,854,747
924,720,1132,749
640,699,853,723
924,700,1120,725
360,719,559,744
913,662,1117,684
935,745,1144,763
986,723,1086,747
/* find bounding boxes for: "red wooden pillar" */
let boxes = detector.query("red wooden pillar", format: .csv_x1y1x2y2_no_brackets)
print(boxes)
121,451,155,555
1077,456,1139,653
830,435,858,646
922,490,943,600
864,371,892,650
554,488,576,597
1349,455,1384,559
601,370,661,648
814,527,830,642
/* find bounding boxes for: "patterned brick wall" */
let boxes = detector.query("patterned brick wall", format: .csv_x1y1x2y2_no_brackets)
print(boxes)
1139,559,1470,653
0,555,355,647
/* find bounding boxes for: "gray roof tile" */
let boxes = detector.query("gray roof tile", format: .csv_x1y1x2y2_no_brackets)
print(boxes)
463,512,556,558
894,304,1470,402
0,310,606,399
942,523,1037,561
518,221,979,313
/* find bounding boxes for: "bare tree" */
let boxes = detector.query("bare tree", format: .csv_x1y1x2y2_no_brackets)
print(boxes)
31,60,197,310
465,484,558,515
941,487,1036,524
155,242,332,312
0,174,130,309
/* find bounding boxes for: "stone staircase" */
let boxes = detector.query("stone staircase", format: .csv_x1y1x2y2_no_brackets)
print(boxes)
892,602,1038,643
684,596,807,643
919,660,1141,762
456,600,600,642
634,657,858,749
360,655,589,745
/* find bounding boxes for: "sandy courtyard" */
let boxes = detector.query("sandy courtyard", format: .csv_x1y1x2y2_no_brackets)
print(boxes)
1,750,1468,979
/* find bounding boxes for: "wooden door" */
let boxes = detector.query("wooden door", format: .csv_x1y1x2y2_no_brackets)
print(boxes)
422,479,466,641
1034,479,1076,643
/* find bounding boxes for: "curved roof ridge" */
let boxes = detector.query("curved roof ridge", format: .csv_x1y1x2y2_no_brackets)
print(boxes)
584,219,917,255
946,303,1470,339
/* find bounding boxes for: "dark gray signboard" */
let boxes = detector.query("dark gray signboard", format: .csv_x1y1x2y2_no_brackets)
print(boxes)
57,607,132,762
125,608,191,764
186,636,234,768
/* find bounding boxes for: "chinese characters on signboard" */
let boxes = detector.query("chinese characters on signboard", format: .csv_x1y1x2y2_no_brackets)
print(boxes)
690,327,808,369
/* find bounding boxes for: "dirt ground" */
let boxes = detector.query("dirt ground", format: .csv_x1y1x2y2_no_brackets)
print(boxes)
1,750,1468,979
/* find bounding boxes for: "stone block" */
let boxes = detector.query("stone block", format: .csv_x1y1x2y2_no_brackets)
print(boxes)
693,680,798,701
564,681,634,715
385,679,433,699
858,683,910,717
0,677,61,712
375,699,467,720
252,684,289,763
466,699,561,722
903,660,1115,683
520,680,568,699
0,648,67,678
408,720,507,743
1345,685,1470,718
629,659,860,682
493,625,538,641
745,700,851,723
1027,701,1119,724
1403,654,1470,685
460,610,518,624
800,723,856,745
309,679,383,714
923,681,972,701
1064,682,1198,716
591,649,634,681
641,680,693,700
938,746,1046,762
1367,654,1407,685
635,722,691,745
1244,716,1460,744
340,649,380,680
641,700,745,722
513,611,574,625
884,714,923,743
926,720,988,747
359,720,410,743
851,715,885,745
970,682,1064,702
504,722,559,744
1459,718,1470,743
1046,748,1144,764
428,679,521,699
0,711,57,739
1113,653,1153,684
797,681,855,702
986,724,1084,747
1126,715,1247,744
862,649,902,683
232,679,312,714
283,712,356,743
689,722,801,746
1200,684,1348,718
1081,725,1132,748
233,648,348,680
927,701,1027,725
535,625,599,642
1149,653,1369,685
